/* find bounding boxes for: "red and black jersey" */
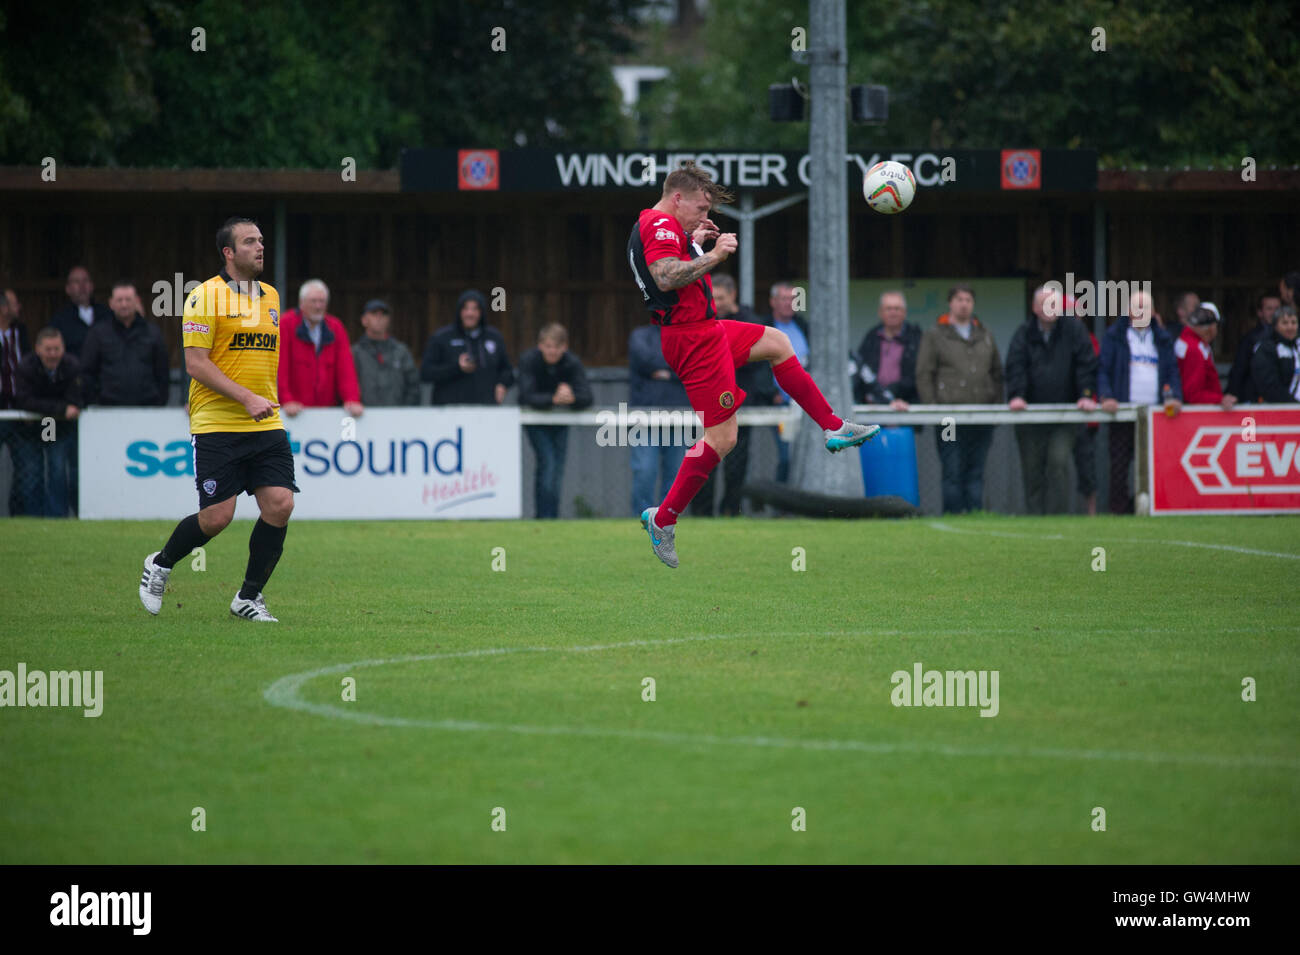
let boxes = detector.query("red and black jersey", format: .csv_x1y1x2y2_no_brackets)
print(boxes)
627,208,716,326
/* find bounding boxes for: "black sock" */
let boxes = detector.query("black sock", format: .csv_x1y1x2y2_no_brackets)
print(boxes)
239,518,286,600
156,513,211,569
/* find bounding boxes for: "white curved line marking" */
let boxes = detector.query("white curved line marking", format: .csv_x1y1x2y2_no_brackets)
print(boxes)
264,633,1298,770
927,521,1300,560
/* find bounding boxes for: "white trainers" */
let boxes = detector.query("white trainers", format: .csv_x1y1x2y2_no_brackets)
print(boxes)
139,552,172,615
230,592,279,622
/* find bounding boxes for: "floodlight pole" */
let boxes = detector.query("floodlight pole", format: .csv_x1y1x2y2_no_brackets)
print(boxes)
792,0,862,496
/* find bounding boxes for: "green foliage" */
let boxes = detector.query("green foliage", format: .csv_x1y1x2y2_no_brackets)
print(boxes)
3,0,1294,168
0,0,638,167
375,1,636,153
0,2,162,164
639,0,1300,166
120,0,394,168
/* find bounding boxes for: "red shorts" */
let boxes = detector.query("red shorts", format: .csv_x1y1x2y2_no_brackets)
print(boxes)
659,319,766,427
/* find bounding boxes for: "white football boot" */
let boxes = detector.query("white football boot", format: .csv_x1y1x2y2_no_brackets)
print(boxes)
230,592,279,622
139,552,172,615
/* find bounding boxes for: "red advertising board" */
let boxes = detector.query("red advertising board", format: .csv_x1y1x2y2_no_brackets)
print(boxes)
1149,406,1300,514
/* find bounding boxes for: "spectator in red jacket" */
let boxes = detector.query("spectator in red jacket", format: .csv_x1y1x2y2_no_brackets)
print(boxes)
1175,303,1234,408
278,279,363,418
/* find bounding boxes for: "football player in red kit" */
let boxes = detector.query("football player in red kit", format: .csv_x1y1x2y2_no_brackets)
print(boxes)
627,161,880,568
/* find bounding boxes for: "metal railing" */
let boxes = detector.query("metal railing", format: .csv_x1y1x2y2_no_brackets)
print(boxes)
2,403,1151,518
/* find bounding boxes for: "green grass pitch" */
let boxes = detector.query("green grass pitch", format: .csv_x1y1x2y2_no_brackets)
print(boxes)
1,514,1297,864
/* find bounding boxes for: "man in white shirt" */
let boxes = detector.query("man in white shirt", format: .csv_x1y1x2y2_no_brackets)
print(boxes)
1098,290,1183,514
49,266,113,358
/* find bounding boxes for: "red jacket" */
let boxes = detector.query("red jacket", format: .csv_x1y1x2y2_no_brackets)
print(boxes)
278,309,361,407
1174,326,1222,404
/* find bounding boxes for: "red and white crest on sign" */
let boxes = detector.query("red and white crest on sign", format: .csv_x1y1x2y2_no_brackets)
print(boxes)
458,150,499,190
1000,149,1041,189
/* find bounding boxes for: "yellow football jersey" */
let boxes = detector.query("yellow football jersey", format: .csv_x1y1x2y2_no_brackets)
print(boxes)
182,271,282,433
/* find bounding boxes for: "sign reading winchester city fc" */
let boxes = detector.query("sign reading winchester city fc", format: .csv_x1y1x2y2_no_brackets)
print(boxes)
78,407,522,520
1149,406,1300,514
401,148,1097,193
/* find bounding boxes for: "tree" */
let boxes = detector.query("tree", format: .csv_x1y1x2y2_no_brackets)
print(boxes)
373,0,637,154
0,2,162,165
637,0,1300,167
0,0,641,168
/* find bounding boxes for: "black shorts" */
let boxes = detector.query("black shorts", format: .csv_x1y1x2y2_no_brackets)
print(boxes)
192,430,299,508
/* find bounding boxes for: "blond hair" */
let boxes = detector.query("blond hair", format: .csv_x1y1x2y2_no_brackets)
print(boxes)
538,322,568,345
662,160,734,205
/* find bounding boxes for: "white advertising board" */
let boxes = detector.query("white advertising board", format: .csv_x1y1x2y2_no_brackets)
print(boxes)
78,407,522,520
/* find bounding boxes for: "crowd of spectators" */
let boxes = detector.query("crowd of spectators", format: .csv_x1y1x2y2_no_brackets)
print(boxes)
2,265,1296,519
848,270,1299,515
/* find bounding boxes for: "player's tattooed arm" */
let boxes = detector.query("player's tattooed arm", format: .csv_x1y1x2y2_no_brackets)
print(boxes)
647,235,737,291
648,256,715,291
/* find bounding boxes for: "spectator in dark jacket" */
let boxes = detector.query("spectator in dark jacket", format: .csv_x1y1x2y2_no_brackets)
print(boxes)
1098,290,1183,514
0,282,30,410
1005,286,1098,514
1251,305,1299,403
279,279,364,418
1227,292,1280,404
352,299,420,406
854,290,922,407
81,280,170,406
14,327,82,516
1281,271,1299,308
694,274,775,516
1163,290,1200,342
422,289,514,405
518,323,593,518
628,323,689,516
49,266,113,358
0,283,40,515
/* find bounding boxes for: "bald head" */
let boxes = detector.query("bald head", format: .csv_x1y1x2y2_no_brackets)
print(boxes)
878,291,906,333
1129,290,1153,329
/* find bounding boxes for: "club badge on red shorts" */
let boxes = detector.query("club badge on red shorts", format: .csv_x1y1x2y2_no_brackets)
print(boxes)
719,391,734,409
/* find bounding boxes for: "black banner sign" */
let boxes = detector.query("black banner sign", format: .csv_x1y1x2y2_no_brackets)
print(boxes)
401,147,1097,193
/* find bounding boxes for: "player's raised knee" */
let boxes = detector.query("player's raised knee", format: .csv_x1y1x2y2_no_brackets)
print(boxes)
198,499,235,535
260,488,294,525
752,325,794,363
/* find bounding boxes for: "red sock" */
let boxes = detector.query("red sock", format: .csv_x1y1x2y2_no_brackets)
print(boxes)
773,355,842,431
657,440,721,525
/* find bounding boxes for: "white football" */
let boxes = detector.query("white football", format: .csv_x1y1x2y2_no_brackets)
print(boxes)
863,160,916,214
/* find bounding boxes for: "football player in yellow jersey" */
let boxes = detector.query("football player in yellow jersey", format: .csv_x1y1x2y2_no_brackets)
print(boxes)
139,217,298,622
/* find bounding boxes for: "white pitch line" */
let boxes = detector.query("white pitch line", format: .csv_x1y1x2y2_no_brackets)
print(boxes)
927,521,1300,560
928,520,1065,541
263,634,1299,771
